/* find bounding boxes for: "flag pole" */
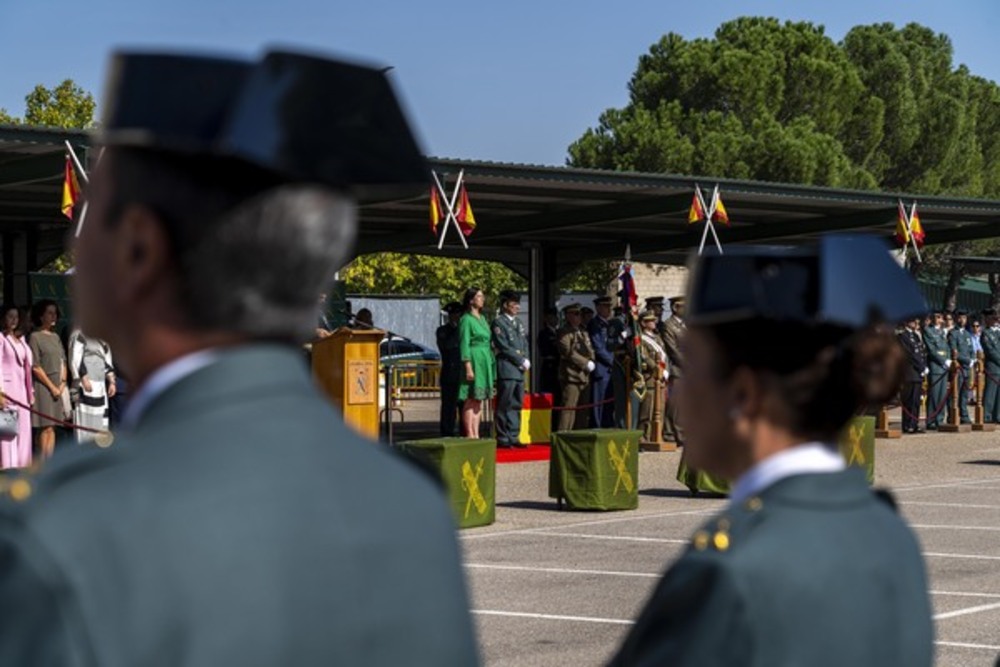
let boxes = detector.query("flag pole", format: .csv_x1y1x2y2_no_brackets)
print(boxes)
706,184,724,254
695,185,711,255
64,141,89,185
907,201,922,263
74,200,89,238
433,170,469,250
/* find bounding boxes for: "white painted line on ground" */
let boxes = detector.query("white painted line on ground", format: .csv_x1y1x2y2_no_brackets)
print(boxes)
901,501,1000,509
931,590,1000,598
472,609,634,625
924,551,1000,562
460,508,716,540
538,531,689,544
934,600,1000,620
893,476,1000,492
912,523,1000,531
935,640,1000,651
466,563,660,578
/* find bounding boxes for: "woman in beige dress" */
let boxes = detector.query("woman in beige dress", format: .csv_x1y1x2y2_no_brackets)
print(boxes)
29,299,67,460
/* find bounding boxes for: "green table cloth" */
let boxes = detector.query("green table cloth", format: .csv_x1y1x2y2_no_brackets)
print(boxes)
838,416,875,484
396,438,496,528
549,429,642,510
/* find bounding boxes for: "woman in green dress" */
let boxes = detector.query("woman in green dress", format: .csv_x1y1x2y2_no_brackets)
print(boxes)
458,287,495,438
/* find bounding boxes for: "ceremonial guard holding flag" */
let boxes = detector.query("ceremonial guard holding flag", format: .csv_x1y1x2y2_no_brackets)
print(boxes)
637,310,668,445
587,296,616,427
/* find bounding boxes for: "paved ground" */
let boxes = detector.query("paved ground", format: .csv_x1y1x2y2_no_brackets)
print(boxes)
442,420,1000,667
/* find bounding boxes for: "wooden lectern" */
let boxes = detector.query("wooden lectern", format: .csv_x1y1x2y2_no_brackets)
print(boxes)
312,327,383,439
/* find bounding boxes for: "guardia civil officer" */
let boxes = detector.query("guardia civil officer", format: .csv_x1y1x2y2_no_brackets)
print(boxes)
610,236,933,666
587,295,616,427
923,310,950,430
492,290,529,447
436,301,464,436
898,317,928,433
947,309,974,424
982,308,1000,423
0,51,478,666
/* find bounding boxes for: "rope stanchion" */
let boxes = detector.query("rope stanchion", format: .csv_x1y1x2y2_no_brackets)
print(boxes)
1,394,113,446
551,396,615,412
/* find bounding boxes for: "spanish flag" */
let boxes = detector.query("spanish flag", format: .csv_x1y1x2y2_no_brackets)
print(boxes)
455,184,476,236
687,191,705,224
429,186,442,235
712,194,730,226
61,155,80,220
910,205,925,248
895,201,911,247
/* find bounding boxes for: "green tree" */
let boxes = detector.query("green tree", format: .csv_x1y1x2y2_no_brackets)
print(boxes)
0,107,15,124
341,253,527,307
22,80,95,128
569,18,1000,306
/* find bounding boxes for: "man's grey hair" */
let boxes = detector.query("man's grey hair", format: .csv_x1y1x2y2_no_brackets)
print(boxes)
177,186,356,342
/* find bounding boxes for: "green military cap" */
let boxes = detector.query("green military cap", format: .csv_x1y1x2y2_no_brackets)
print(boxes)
645,296,665,306
581,306,594,315
593,296,613,306
563,303,582,314
639,309,658,322
499,290,521,304
668,295,685,305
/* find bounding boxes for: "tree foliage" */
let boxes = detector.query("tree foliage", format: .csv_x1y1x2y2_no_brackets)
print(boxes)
23,80,96,128
568,18,1000,306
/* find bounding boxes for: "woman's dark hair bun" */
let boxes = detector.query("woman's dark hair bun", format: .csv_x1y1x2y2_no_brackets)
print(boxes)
850,327,905,406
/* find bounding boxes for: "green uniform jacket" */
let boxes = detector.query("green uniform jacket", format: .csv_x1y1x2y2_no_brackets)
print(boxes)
660,316,685,380
557,326,594,385
948,326,974,368
610,470,933,667
492,314,528,381
983,327,1000,375
923,326,950,376
0,345,478,667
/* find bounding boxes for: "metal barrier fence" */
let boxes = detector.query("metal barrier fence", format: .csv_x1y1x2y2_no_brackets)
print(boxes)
384,360,441,399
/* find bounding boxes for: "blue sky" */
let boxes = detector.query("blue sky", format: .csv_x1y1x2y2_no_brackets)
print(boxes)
2,0,997,166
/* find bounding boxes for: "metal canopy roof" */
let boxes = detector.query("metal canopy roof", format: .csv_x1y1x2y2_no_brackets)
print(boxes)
2,127,1000,280
355,158,1000,278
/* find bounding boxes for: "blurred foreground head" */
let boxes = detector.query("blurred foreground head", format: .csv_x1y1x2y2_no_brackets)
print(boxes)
677,236,927,478
74,49,426,346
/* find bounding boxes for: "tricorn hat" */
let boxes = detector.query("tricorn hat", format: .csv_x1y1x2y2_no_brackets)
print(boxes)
444,301,463,315
593,296,612,306
98,50,428,203
499,290,521,304
685,236,927,329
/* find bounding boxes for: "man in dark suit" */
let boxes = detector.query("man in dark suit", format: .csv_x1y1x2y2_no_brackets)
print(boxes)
436,301,464,436
587,295,615,427
898,317,928,433
492,290,529,447
0,51,477,666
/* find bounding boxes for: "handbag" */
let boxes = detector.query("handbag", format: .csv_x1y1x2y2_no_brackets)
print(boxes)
0,407,18,438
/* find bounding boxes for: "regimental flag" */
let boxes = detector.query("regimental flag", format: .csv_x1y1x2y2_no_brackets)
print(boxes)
895,201,910,246
688,190,706,224
712,193,730,226
61,155,81,220
618,263,637,310
429,186,442,235
910,205,926,248
455,184,476,236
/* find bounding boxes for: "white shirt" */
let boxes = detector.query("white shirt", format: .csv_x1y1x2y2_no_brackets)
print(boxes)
729,442,846,506
120,349,221,429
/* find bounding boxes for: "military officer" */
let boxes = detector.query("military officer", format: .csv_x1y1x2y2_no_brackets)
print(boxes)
610,236,933,667
436,301,464,436
587,295,615,427
898,317,929,433
637,310,668,444
983,308,1000,423
661,295,686,445
644,296,666,333
608,298,635,429
557,303,595,432
947,309,974,424
0,51,478,666
492,290,529,448
923,311,950,429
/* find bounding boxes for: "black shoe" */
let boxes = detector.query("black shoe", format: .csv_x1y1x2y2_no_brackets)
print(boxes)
926,424,938,431
912,428,925,434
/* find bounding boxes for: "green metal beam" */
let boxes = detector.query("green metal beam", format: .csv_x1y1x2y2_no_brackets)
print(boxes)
0,153,64,188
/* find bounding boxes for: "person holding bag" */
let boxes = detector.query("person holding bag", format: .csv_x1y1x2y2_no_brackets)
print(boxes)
0,305,33,469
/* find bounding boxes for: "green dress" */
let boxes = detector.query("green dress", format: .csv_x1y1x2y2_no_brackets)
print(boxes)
458,312,496,401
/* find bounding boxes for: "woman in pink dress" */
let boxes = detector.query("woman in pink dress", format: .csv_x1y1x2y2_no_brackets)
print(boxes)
0,304,34,469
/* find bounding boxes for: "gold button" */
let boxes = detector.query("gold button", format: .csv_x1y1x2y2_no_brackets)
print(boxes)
713,531,730,551
94,431,114,449
692,530,710,551
746,497,763,512
9,479,31,502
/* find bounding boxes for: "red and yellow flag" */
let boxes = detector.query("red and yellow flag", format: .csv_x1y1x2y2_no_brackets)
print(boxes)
712,194,730,226
455,184,476,236
687,191,705,224
910,206,925,248
429,186,442,235
895,202,910,246
61,155,80,220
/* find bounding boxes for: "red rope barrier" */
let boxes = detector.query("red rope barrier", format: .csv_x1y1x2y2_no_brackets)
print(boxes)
2,394,107,435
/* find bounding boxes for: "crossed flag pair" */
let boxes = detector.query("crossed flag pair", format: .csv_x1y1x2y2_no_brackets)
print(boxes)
429,169,476,249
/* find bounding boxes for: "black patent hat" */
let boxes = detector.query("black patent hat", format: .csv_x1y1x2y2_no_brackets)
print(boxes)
686,236,927,329
98,49,428,202
499,290,521,304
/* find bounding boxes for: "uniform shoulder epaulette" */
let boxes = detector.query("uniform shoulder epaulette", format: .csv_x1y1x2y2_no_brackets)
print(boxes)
0,438,122,511
689,496,766,553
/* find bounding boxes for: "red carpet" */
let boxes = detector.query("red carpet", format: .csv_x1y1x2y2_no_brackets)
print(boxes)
496,444,551,464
